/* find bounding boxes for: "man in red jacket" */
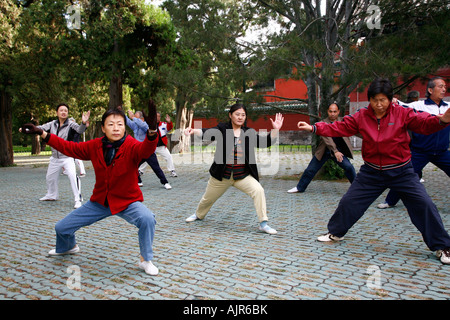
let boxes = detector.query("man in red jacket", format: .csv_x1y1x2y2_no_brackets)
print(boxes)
297,78,450,265
155,112,177,177
21,103,160,275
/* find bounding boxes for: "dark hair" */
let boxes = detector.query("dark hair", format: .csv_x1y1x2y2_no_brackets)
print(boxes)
228,103,247,126
56,103,69,112
101,107,126,126
367,78,393,101
328,103,340,110
426,76,444,98
406,90,420,103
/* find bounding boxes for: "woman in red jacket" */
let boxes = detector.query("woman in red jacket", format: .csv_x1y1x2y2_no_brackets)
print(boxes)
21,104,160,275
297,78,450,265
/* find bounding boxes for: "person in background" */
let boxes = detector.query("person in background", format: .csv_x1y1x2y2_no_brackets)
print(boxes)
287,103,356,193
377,77,449,209
24,104,90,209
155,112,178,177
126,110,172,190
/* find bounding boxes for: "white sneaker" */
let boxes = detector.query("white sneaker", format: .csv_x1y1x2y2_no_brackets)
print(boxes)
139,260,159,275
287,187,301,193
436,248,450,265
259,225,277,235
48,245,80,256
185,214,199,222
170,170,178,177
138,182,143,187
79,173,86,177
163,183,172,190
317,233,344,242
420,178,425,183
376,202,394,209
40,196,56,201
74,201,82,209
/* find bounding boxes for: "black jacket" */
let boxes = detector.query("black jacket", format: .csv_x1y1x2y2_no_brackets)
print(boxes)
202,122,273,181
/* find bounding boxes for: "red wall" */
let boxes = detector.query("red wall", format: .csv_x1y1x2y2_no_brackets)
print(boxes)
193,67,450,130
263,78,308,102
349,67,450,101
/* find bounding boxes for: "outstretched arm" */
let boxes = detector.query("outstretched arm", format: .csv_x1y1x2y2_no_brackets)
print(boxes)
297,121,313,132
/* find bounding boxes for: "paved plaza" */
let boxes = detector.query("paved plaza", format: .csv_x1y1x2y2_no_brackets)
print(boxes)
1,150,449,303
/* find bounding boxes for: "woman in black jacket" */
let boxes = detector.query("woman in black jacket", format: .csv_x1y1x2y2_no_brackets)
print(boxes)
184,103,284,234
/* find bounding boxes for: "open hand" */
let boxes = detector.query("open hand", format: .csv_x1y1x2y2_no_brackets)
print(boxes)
270,113,284,130
437,108,450,124
82,110,91,124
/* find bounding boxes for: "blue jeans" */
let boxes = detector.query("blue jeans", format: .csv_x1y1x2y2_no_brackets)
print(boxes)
296,150,356,192
384,150,450,206
54,200,156,261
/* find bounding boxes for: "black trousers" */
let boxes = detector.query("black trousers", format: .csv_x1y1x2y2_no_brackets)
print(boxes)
327,163,450,251
138,153,168,185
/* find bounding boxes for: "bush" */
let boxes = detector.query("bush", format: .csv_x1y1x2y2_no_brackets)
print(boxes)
320,159,345,180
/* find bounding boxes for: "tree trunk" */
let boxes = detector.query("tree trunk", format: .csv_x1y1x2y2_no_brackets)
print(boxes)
304,70,320,155
0,88,14,166
108,40,123,109
30,116,41,155
172,99,193,154
31,134,41,155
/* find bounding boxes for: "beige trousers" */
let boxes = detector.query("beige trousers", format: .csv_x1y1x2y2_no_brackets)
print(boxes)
196,174,268,222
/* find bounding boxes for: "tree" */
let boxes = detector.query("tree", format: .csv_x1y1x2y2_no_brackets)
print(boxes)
161,0,258,153
1,0,177,165
78,0,177,109
0,0,22,166
244,0,449,151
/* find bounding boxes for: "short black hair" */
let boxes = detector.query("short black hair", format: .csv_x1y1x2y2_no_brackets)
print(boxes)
101,107,126,126
367,78,393,101
56,103,69,112
328,103,340,110
228,103,247,115
228,103,247,126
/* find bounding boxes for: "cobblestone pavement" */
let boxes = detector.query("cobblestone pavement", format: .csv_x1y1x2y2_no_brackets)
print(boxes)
1,151,449,302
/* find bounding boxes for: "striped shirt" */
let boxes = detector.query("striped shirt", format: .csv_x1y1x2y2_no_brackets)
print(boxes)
223,137,249,180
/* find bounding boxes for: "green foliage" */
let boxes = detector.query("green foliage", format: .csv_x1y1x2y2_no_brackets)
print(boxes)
320,159,345,181
162,0,259,113
7,0,177,138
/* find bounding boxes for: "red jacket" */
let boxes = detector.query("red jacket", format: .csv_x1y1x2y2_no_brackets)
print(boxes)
157,121,173,146
313,103,449,169
47,133,157,214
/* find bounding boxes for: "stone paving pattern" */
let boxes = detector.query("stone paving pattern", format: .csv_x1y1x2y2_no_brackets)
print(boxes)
1,151,449,300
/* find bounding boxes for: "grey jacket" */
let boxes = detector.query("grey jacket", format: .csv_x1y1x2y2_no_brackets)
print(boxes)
38,119,87,159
